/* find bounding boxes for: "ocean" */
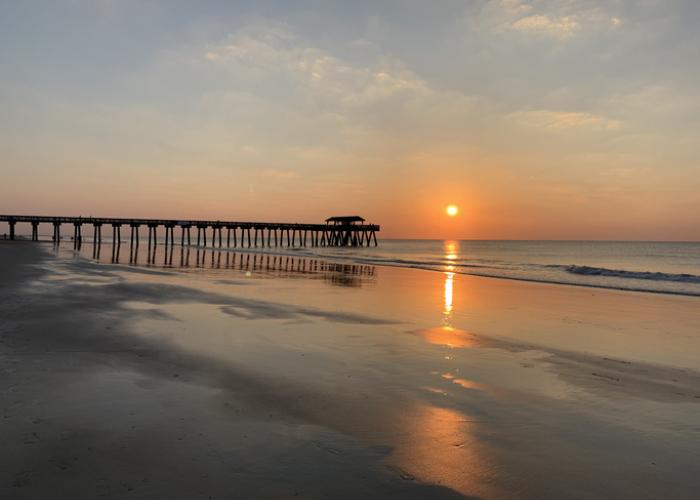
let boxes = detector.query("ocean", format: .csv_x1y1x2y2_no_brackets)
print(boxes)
23,230,700,297
294,240,700,297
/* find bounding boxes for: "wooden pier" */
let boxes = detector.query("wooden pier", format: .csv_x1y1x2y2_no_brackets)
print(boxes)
0,214,380,249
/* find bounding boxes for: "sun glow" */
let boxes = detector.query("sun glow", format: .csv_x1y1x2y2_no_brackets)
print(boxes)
446,205,459,217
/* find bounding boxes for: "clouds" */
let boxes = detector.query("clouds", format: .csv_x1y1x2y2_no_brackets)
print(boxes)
481,0,623,39
0,0,699,238
507,9,622,39
203,23,431,111
510,14,581,38
508,110,621,131
191,21,488,169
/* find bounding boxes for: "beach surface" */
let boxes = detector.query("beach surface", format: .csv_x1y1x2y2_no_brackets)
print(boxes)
1,241,699,499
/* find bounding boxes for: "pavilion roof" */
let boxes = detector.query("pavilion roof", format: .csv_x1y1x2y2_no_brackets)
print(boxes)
325,215,366,223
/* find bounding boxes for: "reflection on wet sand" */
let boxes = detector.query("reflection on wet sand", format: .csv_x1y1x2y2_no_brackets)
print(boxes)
391,241,496,494
443,271,454,326
420,326,479,349
420,240,478,348
443,240,458,329
387,404,494,498
442,373,483,391
73,239,489,495
27,238,700,499
64,241,377,288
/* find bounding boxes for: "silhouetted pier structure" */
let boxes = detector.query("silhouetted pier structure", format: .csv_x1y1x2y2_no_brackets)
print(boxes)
0,214,380,250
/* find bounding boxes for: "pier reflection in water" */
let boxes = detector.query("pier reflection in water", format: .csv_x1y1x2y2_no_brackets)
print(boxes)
62,240,377,289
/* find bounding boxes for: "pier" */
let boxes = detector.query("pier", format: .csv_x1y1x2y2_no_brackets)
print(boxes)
0,214,380,249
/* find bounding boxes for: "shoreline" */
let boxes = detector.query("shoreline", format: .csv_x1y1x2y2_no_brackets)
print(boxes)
2,241,700,498
13,238,700,299
0,242,473,499
7,240,700,368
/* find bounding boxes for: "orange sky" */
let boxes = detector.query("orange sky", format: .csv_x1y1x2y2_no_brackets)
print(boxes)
1,1,698,240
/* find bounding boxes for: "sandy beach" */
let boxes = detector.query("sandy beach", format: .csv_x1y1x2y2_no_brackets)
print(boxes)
1,240,700,499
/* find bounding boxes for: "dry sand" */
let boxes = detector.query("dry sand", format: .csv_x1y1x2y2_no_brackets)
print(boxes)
1,241,699,499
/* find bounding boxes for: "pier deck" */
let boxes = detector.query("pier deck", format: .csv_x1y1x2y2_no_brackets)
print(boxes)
0,214,380,248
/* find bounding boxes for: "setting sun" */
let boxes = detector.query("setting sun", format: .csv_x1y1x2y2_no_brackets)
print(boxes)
446,205,459,217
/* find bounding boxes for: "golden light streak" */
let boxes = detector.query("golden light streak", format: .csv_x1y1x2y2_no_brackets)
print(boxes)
444,272,454,319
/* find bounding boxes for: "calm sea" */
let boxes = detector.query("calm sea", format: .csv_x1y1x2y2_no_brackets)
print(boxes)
15,230,700,297
296,240,700,297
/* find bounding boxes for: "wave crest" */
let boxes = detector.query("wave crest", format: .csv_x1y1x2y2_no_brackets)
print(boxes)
565,265,700,284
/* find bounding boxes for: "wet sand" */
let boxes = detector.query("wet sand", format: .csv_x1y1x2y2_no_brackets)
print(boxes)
1,241,700,499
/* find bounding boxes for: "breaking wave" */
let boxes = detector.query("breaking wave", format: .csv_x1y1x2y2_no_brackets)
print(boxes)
564,265,700,284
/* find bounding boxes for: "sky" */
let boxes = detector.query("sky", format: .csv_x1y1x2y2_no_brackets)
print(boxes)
1,0,698,240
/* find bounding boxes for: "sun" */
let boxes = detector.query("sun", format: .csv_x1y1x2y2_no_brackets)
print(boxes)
446,204,459,217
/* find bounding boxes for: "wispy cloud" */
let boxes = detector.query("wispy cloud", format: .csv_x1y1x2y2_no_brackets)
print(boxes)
508,109,621,131
482,0,623,39
510,14,581,39
204,24,430,108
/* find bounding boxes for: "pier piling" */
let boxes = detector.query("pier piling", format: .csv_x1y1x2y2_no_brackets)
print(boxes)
1,215,380,248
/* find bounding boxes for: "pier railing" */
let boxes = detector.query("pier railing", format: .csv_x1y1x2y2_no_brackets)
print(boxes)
0,215,380,248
